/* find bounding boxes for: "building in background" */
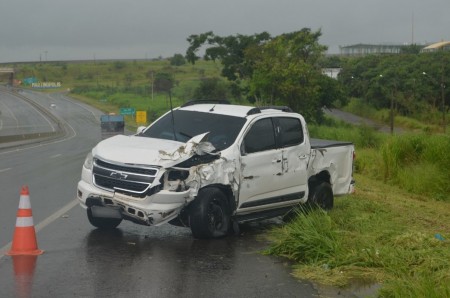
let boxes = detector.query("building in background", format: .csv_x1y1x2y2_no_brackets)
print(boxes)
421,41,450,53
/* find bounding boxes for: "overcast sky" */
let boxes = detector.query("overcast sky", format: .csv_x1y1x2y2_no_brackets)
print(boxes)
0,0,449,63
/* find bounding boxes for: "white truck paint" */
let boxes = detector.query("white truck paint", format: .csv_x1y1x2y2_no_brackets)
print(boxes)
77,102,355,238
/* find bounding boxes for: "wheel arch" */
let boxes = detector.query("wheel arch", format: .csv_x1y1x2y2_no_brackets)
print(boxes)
308,171,331,197
197,184,236,213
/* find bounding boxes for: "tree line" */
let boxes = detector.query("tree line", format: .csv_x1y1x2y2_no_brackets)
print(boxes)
185,29,347,124
185,29,449,125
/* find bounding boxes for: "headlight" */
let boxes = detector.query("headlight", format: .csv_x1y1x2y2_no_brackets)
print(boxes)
83,152,93,170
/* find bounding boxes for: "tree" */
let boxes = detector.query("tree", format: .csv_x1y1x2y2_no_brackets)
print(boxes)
154,72,174,93
170,54,186,66
248,29,331,123
338,51,450,119
400,44,423,54
193,77,229,100
185,28,345,123
186,31,271,81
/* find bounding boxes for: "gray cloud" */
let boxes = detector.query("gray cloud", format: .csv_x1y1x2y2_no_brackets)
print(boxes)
1,0,449,62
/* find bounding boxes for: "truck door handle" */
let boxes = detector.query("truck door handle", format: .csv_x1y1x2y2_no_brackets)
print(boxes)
272,159,282,163
243,176,254,180
299,155,308,159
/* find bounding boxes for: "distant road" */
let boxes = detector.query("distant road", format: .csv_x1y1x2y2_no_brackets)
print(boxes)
324,108,403,133
0,88,58,137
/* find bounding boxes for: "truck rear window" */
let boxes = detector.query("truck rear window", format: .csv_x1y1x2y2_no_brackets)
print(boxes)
140,110,246,150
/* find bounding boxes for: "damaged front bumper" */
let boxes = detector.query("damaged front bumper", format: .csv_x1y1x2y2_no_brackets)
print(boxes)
77,180,191,226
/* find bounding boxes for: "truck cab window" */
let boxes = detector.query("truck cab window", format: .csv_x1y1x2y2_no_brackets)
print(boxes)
243,118,276,154
277,117,303,147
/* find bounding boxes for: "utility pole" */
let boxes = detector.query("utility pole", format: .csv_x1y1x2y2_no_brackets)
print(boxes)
441,72,446,133
151,71,154,101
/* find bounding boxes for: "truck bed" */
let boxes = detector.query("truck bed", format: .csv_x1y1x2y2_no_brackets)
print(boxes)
309,138,354,196
310,138,353,149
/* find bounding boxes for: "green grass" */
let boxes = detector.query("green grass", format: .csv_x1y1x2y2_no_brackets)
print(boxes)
266,175,450,296
310,121,450,201
267,121,450,296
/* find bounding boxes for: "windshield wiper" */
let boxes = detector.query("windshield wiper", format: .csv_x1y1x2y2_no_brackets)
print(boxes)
178,131,193,139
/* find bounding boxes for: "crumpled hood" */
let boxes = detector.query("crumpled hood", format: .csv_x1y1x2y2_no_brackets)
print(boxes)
92,133,215,167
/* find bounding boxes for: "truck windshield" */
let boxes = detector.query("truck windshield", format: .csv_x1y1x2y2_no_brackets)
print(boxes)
140,110,247,151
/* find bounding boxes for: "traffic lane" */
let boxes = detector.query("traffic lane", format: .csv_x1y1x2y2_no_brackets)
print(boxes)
0,206,317,298
0,110,98,248
0,94,101,247
0,90,55,136
22,91,103,142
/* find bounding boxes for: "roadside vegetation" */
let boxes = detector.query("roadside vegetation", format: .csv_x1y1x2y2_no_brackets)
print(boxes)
269,122,450,297
3,29,449,296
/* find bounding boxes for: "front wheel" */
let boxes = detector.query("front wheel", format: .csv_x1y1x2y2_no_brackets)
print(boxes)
87,208,122,229
308,182,334,210
189,188,231,239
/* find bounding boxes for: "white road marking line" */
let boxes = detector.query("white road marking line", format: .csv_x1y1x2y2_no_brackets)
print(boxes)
50,154,62,158
0,168,11,173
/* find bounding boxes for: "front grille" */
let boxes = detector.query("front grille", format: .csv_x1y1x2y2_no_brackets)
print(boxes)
93,158,159,197
94,176,149,192
95,159,157,175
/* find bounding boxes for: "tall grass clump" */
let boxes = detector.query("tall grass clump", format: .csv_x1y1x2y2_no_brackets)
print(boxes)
380,133,450,200
266,208,340,264
267,185,450,295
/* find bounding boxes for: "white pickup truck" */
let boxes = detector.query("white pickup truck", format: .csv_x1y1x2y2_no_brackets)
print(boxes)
77,101,355,238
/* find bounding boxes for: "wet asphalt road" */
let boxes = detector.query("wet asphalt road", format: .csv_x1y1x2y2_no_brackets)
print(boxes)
1,208,317,297
0,91,320,297
0,88,57,136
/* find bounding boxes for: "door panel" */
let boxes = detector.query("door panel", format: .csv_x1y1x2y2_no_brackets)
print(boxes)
275,117,309,197
238,116,309,211
239,149,283,207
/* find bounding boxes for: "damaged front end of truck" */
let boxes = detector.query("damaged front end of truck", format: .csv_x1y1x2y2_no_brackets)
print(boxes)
77,132,239,228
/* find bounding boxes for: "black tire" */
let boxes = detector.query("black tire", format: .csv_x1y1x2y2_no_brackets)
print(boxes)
308,182,334,210
87,208,122,229
189,188,231,239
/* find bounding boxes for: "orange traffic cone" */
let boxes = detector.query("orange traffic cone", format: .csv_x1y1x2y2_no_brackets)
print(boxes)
7,186,43,256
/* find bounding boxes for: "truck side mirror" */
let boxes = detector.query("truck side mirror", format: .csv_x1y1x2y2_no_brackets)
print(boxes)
136,126,146,135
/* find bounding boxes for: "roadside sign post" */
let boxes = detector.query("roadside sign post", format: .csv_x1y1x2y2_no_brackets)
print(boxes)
120,107,136,116
136,111,147,125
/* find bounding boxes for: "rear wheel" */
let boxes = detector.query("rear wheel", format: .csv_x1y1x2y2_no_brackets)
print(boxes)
87,208,122,229
189,188,231,239
308,182,334,210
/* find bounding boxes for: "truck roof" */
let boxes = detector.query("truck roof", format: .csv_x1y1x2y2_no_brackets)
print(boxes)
179,103,254,118
179,103,296,118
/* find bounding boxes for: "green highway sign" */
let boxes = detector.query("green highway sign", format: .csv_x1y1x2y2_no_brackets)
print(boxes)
120,107,136,115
